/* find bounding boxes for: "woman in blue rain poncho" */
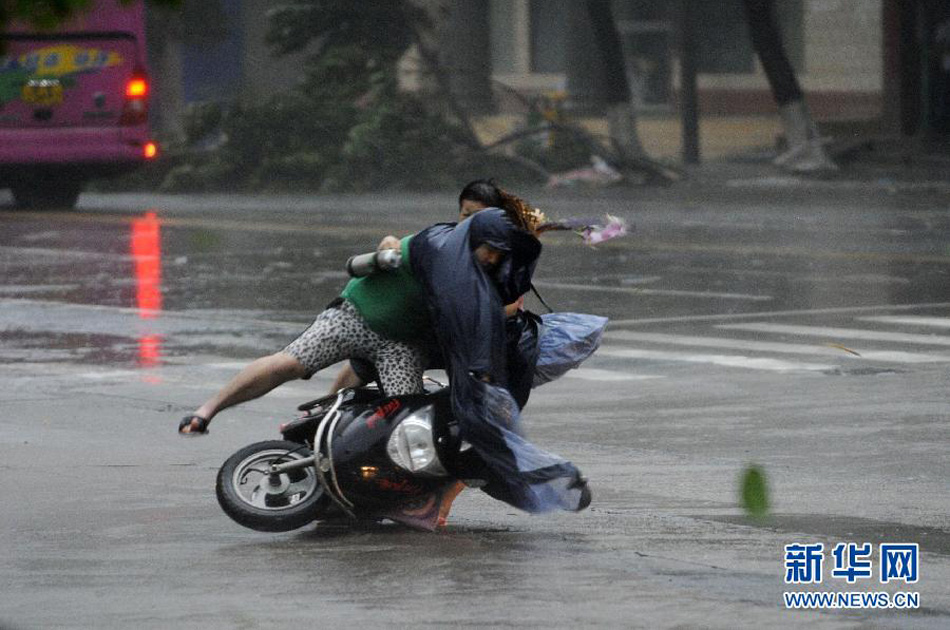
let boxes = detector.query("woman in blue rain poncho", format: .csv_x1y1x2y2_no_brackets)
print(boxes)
409,208,590,513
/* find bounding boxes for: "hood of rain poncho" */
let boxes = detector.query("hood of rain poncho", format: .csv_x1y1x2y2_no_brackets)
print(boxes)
410,209,586,513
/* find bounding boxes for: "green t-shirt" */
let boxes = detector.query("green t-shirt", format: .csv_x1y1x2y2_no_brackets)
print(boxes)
340,236,430,343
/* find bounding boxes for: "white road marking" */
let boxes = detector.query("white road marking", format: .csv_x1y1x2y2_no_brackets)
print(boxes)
595,347,835,372
0,297,306,329
662,265,911,285
604,330,950,363
533,281,771,302
562,368,664,382
858,316,950,329
608,302,950,327
0,284,81,294
717,323,950,346
0,245,129,261
78,370,140,380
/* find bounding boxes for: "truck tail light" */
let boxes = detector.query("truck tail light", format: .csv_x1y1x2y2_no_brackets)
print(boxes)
126,78,148,98
121,71,149,125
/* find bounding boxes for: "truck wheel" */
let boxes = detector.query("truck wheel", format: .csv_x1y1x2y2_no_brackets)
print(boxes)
216,440,330,532
11,180,82,209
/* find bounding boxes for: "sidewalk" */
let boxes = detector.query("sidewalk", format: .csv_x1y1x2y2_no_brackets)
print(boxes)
475,112,950,188
473,112,783,162
592,113,783,163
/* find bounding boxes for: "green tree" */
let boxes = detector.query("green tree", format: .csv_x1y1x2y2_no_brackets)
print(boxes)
266,0,423,68
0,0,180,33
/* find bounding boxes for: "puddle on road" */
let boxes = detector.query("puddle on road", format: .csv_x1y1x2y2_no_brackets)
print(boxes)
0,330,165,368
704,513,950,556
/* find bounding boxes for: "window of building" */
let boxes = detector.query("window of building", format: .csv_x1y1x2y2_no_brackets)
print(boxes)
692,0,804,74
616,0,804,105
614,1,674,105
488,0,804,106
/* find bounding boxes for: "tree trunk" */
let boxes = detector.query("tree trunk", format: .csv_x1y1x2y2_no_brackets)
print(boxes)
404,0,483,148
400,0,444,95
584,0,647,159
146,4,186,140
742,0,836,172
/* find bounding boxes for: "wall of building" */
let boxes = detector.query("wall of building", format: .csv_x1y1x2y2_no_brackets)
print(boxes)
149,0,888,139
485,0,884,120
695,0,882,118
802,0,882,92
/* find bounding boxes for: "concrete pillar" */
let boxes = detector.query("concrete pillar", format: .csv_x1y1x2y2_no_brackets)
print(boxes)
565,1,610,113
881,0,923,136
145,6,185,139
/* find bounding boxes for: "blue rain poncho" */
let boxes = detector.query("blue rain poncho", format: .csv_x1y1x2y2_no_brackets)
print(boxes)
533,312,608,386
409,209,587,513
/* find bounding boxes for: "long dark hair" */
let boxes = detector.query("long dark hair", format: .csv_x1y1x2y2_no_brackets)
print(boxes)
458,179,503,209
459,179,545,234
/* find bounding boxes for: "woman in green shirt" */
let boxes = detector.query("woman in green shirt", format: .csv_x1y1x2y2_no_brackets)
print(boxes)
179,180,520,435
178,237,433,434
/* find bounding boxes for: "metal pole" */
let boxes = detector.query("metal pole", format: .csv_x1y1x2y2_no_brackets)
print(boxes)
679,0,701,164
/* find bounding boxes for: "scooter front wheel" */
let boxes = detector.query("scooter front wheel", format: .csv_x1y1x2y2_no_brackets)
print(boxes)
216,440,330,532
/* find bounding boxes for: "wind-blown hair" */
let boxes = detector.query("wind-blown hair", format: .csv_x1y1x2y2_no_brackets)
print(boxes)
497,188,546,235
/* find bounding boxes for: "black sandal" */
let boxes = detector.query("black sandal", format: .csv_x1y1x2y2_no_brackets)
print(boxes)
179,414,209,435
569,475,592,512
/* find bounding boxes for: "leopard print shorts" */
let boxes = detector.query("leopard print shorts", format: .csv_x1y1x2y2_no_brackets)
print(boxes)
282,299,426,396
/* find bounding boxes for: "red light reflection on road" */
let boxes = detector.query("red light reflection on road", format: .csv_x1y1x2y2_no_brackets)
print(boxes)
138,334,162,368
130,211,163,370
131,211,162,316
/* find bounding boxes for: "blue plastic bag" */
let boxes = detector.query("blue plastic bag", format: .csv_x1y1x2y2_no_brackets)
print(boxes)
533,313,608,387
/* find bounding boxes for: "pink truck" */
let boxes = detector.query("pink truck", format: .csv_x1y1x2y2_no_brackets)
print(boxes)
0,0,156,208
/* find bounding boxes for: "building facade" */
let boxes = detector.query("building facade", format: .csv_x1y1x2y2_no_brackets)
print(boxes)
471,0,882,121
148,1,948,141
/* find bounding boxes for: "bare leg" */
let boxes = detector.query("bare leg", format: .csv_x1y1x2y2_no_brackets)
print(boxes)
327,361,365,395
181,352,307,433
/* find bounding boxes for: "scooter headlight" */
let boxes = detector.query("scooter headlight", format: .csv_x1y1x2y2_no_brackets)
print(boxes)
386,406,448,477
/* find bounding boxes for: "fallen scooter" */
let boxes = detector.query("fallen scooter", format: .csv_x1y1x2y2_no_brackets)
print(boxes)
216,251,607,532
216,383,496,532
218,252,468,532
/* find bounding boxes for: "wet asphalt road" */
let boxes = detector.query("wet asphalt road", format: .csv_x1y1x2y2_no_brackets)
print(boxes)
3,171,950,628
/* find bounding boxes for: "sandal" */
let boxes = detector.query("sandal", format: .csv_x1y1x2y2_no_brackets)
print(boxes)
569,475,592,512
179,414,209,435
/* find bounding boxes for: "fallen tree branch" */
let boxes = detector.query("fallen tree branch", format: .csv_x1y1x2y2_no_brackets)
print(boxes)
485,121,682,185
